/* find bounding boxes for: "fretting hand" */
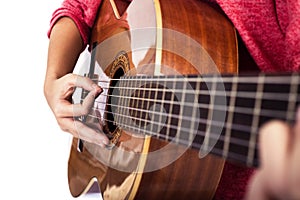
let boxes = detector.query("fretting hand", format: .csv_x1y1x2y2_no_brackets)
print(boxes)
246,109,300,200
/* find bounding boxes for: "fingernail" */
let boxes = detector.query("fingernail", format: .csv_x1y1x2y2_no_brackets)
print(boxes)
92,84,102,93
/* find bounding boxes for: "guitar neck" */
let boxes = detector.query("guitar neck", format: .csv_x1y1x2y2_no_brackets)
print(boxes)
113,72,300,167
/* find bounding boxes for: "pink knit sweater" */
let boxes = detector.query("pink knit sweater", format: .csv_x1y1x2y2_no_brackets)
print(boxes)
48,0,300,72
218,0,300,72
47,0,300,199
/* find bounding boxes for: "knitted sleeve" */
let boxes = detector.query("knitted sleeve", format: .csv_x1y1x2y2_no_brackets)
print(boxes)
285,0,300,71
47,0,102,49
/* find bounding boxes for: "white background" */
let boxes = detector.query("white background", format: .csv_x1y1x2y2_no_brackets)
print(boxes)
0,0,101,199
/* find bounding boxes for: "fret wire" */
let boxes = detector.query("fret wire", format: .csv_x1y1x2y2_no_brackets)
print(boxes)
148,79,156,135
125,77,133,129
127,76,133,129
157,78,166,139
189,79,201,146
175,77,188,144
138,78,147,131
133,76,140,129
120,78,128,126
247,75,264,166
144,79,152,134
119,78,125,127
286,74,299,122
202,75,217,153
115,80,121,125
223,76,238,158
165,80,177,141
114,80,122,124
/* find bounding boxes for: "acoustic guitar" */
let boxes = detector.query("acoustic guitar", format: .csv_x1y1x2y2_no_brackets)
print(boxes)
68,0,300,199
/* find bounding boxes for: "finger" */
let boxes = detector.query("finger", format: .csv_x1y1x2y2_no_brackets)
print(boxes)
72,89,98,116
259,120,290,169
57,74,102,117
74,120,109,146
293,107,300,147
245,170,268,200
64,73,102,93
55,89,97,117
60,117,109,147
258,120,291,196
288,108,300,198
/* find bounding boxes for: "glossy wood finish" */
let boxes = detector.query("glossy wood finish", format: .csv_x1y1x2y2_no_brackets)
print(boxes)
159,0,238,75
68,0,238,199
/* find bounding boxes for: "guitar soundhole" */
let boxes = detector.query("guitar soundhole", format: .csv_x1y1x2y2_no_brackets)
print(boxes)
104,67,124,137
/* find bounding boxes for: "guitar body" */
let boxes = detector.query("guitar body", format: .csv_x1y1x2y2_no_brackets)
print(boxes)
68,0,238,199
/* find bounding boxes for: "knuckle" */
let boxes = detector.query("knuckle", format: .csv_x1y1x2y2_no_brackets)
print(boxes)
65,73,75,80
64,73,76,88
81,106,90,116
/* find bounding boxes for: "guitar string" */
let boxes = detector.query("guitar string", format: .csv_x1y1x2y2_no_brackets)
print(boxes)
95,90,290,118
76,74,298,163
88,74,299,110
79,74,298,165
91,73,300,102
78,89,296,120
79,98,294,165
92,72,300,84
77,85,296,161
94,89,297,104
76,82,297,140
87,104,289,135
96,87,295,102
89,107,251,137
82,102,288,155
84,109,258,164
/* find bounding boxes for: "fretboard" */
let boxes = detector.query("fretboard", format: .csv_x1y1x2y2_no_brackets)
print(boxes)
111,73,300,167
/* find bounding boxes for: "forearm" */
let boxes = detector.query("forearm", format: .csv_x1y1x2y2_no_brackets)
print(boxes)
45,17,83,82
43,16,108,146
